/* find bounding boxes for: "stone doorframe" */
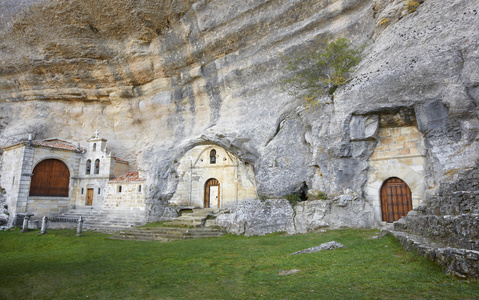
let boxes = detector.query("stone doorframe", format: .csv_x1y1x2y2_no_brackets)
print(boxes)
204,178,221,208
365,160,425,223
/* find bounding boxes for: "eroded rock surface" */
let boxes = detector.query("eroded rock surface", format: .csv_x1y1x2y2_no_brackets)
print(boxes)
216,198,376,235
0,0,477,224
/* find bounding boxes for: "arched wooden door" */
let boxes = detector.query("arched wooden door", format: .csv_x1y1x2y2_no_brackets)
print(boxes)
29,159,70,197
204,178,220,208
380,177,412,223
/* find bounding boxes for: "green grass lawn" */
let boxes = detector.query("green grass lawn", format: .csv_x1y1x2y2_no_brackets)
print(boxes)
0,228,477,299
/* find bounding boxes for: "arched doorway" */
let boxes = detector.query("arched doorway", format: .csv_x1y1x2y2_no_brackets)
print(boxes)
29,159,70,197
380,177,412,223
204,178,220,208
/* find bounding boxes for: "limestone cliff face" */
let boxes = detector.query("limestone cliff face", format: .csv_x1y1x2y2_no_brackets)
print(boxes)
0,0,477,209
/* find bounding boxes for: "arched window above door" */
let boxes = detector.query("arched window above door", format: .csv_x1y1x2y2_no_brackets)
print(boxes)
210,149,216,164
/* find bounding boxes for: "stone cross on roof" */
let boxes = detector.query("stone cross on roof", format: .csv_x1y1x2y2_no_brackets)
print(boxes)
94,130,100,139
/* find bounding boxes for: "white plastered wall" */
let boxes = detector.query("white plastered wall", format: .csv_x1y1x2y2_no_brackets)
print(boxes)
170,144,257,208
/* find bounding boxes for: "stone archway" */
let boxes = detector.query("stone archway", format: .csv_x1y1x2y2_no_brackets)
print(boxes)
204,178,220,208
380,177,412,223
365,160,425,223
29,159,70,197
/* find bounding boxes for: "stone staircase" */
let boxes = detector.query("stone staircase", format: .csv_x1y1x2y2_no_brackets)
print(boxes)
55,207,147,232
163,208,221,227
381,168,479,279
109,226,225,242
109,208,226,241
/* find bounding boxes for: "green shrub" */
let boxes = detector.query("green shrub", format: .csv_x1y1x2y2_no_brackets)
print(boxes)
279,37,363,106
406,0,420,13
285,193,301,205
308,191,328,200
259,195,270,201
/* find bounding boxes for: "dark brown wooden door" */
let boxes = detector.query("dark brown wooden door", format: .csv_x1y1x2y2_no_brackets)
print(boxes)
29,159,70,197
86,188,94,206
204,178,220,208
381,177,412,223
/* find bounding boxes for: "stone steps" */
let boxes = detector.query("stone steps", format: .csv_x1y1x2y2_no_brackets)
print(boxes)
108,208,226,241
58,208,147,232
384,229,479,279
109,226,225,242
162,208,222,227
392,212,479,250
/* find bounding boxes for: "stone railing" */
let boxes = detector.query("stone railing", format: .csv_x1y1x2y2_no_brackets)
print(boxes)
15,213,84,236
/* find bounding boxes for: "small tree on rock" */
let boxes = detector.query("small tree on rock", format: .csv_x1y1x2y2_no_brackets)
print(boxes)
279,37,362,106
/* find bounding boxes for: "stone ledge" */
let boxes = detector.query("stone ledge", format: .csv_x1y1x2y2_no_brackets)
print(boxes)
393,214,479,250
383,229,479,279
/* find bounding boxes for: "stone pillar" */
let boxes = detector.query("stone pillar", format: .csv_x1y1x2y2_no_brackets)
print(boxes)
17,146,35,214
21,214,30,233
39,216,48,235
76,216,83,236
12,213,19,227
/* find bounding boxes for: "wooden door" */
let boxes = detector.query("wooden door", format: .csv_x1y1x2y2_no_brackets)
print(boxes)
86,188,94,206
29,159,70,197
381,177,412,223
204,178,220,208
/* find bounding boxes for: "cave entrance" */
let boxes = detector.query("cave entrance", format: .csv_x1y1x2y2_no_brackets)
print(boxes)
380,177,412,223
204,178,220,208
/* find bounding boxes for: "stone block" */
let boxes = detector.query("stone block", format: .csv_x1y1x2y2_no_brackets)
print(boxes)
349,115,379,141
381,137,393,145
379,129,391,137
400,158,414,166
389,142,404,150
406,131,422,141
384,150,398,157
391,128,401,136
409,148,419,155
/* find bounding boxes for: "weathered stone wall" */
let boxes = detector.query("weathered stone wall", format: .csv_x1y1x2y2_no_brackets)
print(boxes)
25,196,71,217
75,179,109,209
103,182,146,210
0,145,25,219
370,126,424,160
